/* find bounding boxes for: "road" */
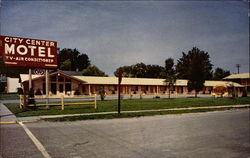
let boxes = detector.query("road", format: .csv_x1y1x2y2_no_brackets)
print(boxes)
1,109,250,158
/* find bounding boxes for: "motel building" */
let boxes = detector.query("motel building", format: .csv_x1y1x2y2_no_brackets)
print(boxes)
19,70,244,97
223,73,250,95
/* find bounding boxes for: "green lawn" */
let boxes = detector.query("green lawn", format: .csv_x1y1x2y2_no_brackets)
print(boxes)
4,97,250,117
0,93,19,100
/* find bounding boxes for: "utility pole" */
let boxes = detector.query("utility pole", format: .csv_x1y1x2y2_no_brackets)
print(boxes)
236,64,240,74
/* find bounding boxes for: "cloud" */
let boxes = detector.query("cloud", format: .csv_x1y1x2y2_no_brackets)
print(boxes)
1,1,248,75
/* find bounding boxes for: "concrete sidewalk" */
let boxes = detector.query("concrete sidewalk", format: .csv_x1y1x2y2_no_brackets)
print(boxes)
0,103,40,124
0,103,18,123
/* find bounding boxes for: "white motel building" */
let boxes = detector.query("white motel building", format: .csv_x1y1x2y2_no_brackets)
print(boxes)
19,70,246,97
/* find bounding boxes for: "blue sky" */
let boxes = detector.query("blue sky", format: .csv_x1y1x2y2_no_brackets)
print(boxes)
1,1,249,76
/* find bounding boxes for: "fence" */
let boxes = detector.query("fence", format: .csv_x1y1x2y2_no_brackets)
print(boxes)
20,94,97,110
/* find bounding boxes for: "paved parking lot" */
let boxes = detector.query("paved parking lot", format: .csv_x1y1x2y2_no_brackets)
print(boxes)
1,109,250,158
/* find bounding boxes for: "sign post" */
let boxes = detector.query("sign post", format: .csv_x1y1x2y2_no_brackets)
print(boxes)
45,69,49,108
118,71,122,114
28,68,32,90
0,35,57,109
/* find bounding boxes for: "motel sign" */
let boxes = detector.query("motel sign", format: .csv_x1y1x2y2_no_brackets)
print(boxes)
0,35,57,69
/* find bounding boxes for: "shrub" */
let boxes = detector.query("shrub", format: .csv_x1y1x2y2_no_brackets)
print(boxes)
0,83,6,93
74,90,80,95
17,88,24,95
28,88,37,110
99,88,106,101
130,94,133,100
140,94,143,99
35,88,42,95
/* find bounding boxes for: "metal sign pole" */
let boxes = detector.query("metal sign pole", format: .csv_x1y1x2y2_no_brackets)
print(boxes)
118,71,122,114
118,82,121,114
29,68,32,90
45,69,49,108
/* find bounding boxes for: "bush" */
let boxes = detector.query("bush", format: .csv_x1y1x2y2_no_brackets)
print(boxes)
17,88,24,95
35,88,42,95
74,90,80,95
99,88,106,101
130,94,133,100
140,94,143,99
0,83,6,93
28,88,37,110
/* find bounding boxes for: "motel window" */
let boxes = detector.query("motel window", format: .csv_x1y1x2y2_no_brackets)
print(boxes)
51,76,56,82
131,86,138,91
51,83,57,94
109,86,115,91
58,76,64,82
160,86,166,91
82,86,86,92
65,78,71,82
65,84,71,92
141,86,148,91
59,84,64,93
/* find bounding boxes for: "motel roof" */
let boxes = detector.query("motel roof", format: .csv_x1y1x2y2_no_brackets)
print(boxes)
20,71,244,87
223,73,250,80
173,79,243,87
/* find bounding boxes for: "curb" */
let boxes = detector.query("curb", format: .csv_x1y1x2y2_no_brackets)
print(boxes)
40,104,250,119
2,104,249,123
0,120,40,125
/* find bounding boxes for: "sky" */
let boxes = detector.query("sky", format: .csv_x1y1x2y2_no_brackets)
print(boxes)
0,0,249,76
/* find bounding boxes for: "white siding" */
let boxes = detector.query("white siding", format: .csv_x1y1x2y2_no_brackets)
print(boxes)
7,77,20,93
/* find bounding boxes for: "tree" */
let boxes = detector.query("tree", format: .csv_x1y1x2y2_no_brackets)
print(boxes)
164,58,177,98
58,48,90,71
164,58,175,75
176,47,213,97
146,64,165,78
213,67,230,80
82,65,108,76
60,59,71,70
114,63,165,78
131,63,148,78
114,66,134,77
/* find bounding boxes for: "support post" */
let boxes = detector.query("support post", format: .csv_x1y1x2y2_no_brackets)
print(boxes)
19,95,23,109
29,68,32,90
88,85,91,96
45,69,49,108
94,94,97,109
61,95,64,110
118,83,121,114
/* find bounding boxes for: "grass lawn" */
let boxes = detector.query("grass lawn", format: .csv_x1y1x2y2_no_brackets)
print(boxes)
4,97,250,117
0,93,19,100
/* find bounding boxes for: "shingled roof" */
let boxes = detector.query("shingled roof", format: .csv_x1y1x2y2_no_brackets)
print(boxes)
223,73,250,79
20,71,244,87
